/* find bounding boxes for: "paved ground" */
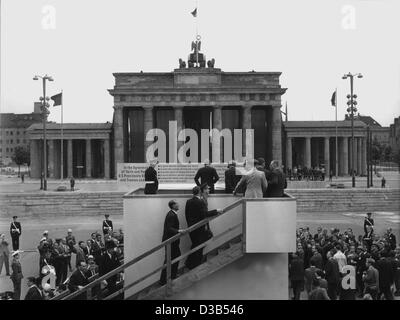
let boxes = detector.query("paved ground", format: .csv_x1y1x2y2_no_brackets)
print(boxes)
0,174,399,299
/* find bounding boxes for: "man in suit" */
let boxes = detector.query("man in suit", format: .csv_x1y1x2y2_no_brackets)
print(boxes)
194,159,220,194
10,251,23,300
10,216,21,251
159,200,185,285
99,241,121,295
75,241,88,268
376,253,394,300
265,160,287,197
233,159,268,198
224,161,240,194
144,159,159,194
324,251,341,300
68,260,89,300
289,253,304,300
85,255,100,297
65,229,76,271
102,214,113,236
386,228,397,251
0,234,10,276
92,233,104,266
304,262,322,298
24,277,43,300
185,186,222,270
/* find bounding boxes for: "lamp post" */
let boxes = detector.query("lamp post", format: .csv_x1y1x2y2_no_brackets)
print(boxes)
342,72,363,188
33,74,54,191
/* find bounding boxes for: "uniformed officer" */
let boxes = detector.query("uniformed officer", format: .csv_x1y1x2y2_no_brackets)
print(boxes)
102,214,113,236
10,250,23,300
10,216,21,251
363,212,374,234
144,159,159,194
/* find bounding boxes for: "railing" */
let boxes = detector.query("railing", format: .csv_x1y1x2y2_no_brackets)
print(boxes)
62,198,245,300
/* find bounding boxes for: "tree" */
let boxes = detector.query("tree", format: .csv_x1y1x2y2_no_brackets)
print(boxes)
12,146,30,176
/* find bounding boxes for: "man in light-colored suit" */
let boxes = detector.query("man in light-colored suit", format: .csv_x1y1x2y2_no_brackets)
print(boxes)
233,159,268,198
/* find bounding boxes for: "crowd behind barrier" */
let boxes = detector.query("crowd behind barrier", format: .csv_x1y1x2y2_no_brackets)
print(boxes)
289,214,399,300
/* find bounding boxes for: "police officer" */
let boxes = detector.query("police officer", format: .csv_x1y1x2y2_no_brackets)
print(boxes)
10,251,23,300
144,159,159,195
10,216,21,251
102,214,113,236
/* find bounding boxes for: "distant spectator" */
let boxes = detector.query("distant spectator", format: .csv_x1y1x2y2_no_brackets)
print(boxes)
381,177,386,188
309,278,330,300
70,177,75,191
289,253,304,300
21,173,25,183
363,258,379,300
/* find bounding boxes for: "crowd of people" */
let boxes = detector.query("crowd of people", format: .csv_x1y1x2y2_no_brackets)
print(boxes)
289,212,399,300
286,166,328,181
0,214,124,300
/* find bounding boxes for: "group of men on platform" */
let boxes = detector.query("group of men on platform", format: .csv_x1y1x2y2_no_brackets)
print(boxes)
157,158,287,286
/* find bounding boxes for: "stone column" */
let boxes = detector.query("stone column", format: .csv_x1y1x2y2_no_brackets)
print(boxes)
67,139,73,178
271,105,282,163
30,140,40,178
305,137,311,168
349,138,354,176
342,137,348,175
357,137,362,176
113,106,124,175
86,139,92,178
361,137,367,175
242,105,252,158
286,137,292,170
143,106,154,161
48,140,55,178
104,138,110,179
212,106,222,163
324,137,330,173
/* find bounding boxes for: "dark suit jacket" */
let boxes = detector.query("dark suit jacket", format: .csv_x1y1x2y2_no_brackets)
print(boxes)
363,217,374,234
376,257,394,287
265,169,286,197
144,166,159,194
99,252,121,284
194,166,219,192
162,210,180,246
10,221,22,237
324,258,340,284
224,167,240,193
68,269,89,292
289,256,304,281
185,196,218,245
24,286,43,300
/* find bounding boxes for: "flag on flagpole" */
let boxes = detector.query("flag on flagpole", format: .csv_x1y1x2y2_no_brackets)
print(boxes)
191,8,197,17
331,90,337,107
51,92,62,106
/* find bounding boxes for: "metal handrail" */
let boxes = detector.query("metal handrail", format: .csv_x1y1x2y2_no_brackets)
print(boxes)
63,198,244,300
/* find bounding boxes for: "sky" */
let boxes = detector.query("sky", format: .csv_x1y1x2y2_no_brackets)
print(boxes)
1,0,399,126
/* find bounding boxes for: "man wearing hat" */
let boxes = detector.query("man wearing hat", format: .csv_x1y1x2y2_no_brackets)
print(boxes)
194,159,219,194
10,216,21,251
144,159,159,195
102,214,114,236
10,250,23,300
24,276,43,300
363,212,374,234
99,240,121,294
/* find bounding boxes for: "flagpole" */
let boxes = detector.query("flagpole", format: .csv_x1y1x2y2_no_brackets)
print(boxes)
335,88,338,179
61,90,64,180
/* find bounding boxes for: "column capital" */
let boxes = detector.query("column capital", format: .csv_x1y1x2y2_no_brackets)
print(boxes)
142,105,154,110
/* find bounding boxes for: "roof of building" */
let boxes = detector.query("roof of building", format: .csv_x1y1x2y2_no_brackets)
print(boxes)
27,123,112,131
284,120,367,128
345,114,382,127
0,113,42,128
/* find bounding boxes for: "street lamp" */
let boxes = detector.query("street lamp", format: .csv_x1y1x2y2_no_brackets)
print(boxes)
343,72,363,188
33,74,54,191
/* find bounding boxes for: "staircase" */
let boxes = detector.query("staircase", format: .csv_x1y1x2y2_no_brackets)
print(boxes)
287,189,400,213
133,238,243,300
2,188,399,219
